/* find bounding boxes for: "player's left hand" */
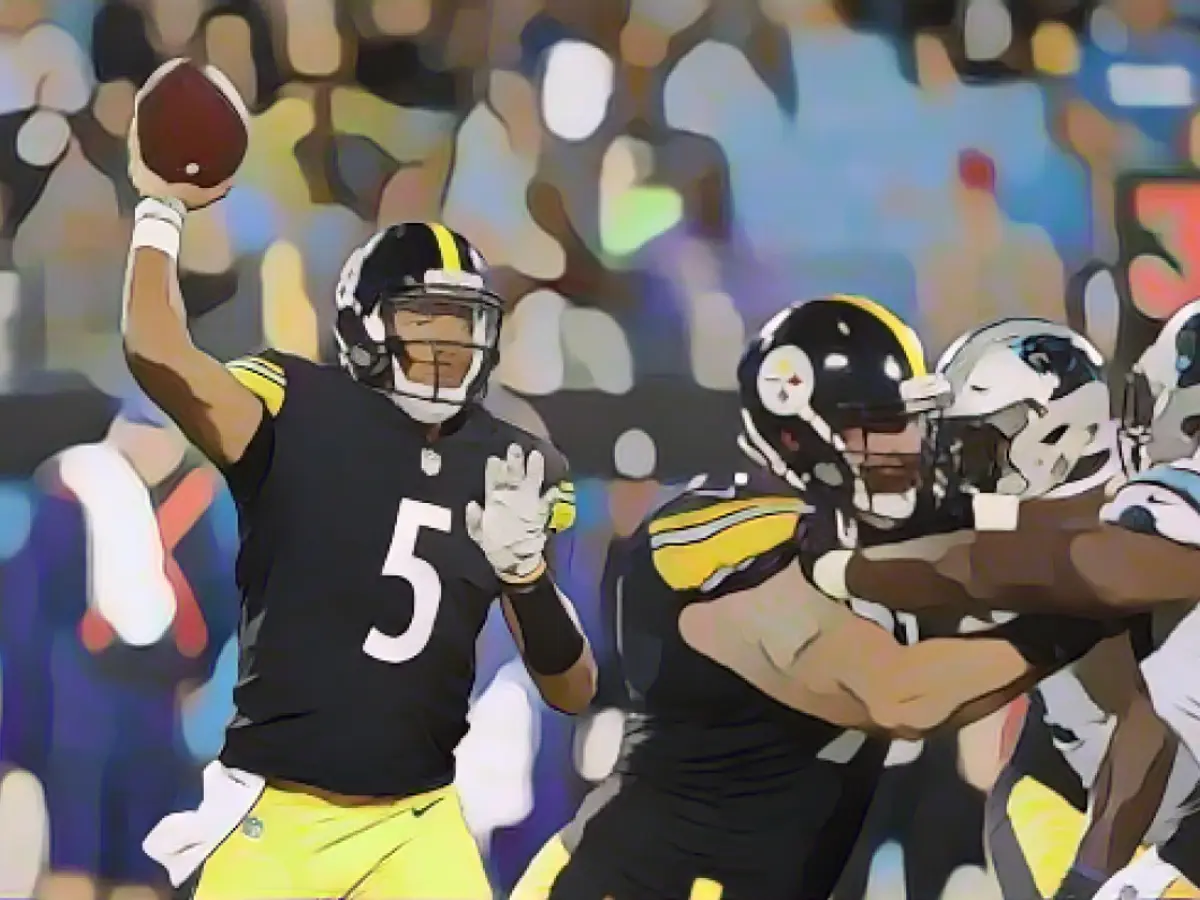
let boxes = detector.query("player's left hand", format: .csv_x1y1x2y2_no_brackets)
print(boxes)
466,444,556,585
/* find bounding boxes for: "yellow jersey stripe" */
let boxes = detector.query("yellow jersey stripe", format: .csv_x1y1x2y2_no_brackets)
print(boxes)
427,223,462,271
649,497,805,536
243,354,284,377
549,498,576,533
228,365,286,416
227,357,286,387
548,480,576,532
831,294,927,376
690,879,724,900
652,510,799,592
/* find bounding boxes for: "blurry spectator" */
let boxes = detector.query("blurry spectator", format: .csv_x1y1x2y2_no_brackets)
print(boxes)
31,397,237,900
919,149,1066,355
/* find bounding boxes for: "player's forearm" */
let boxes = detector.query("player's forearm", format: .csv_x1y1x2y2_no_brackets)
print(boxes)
849,530,1142,618
502,577,596,714
1073,691,1176,879
853,637,1038,740
845,554,978,613
1070,527,1200,609
531,640,598,715
122,202,195,364
857,615,1120,740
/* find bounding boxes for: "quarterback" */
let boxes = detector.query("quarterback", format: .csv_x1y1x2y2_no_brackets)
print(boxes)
512,297,1122,900
121,75,596,898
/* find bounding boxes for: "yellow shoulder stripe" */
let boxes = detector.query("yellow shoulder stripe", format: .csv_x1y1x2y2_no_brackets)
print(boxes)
649,497,803,535
549,480,576,532
831,294,927,377
227,356,286,416
649,497,805,591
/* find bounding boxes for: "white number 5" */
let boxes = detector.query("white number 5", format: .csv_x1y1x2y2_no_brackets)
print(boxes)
362,499,452,664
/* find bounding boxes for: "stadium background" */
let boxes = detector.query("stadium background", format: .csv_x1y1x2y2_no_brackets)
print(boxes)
0,0,1198,896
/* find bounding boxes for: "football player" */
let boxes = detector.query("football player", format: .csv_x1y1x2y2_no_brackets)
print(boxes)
511,297,1121,900
121,95,596,898
801,318,1200,900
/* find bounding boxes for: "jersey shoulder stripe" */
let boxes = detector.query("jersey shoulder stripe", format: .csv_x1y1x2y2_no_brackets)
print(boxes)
226,351,287,416
648,494,807,592
549,480,575,533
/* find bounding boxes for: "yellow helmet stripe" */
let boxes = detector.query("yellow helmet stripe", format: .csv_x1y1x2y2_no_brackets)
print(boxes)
830,294,927,376
426,223,463,271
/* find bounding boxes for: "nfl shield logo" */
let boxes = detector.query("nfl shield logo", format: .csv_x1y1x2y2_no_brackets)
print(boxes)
421,448,442,476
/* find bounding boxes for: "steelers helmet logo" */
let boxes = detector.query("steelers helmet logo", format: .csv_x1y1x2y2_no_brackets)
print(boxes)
757,345,814,417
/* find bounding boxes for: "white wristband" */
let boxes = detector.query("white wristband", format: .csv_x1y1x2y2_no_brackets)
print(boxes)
811,548,852,600
132,196,183,256
131,198,185,260
972,493,1020,532
130,217,181,260
135,196,186,228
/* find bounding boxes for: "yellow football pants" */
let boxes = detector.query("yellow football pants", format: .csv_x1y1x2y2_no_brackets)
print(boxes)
994,775,1197,899
190,782,491,900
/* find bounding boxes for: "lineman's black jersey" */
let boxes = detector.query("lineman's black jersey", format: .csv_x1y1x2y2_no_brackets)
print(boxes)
217,350,574,797
616,481,868,797
552,475,903,900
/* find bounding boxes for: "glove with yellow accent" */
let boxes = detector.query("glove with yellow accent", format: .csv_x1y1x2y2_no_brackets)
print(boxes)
466,444,559,584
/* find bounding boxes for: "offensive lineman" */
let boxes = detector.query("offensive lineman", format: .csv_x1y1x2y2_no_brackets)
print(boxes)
801,317,1200,899
512,297,1122,900
121,68,596,898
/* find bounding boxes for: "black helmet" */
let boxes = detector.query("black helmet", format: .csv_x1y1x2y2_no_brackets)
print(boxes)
333,222,504,424
737,295,950,523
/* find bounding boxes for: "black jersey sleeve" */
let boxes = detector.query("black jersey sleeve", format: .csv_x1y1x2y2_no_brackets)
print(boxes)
221,348,290,504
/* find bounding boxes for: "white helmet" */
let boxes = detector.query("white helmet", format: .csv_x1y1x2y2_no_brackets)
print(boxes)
936,318,1111,499
1125,299,1200,465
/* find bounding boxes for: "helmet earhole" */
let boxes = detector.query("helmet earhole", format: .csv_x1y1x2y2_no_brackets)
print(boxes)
1042,425,1068,445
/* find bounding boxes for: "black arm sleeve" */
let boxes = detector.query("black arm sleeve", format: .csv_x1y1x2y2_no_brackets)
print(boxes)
220,408,275,506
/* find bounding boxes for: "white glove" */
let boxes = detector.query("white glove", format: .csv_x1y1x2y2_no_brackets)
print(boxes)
466,444,557,584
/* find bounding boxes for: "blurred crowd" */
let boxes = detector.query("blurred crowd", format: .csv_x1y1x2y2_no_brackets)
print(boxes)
2,0,1200,897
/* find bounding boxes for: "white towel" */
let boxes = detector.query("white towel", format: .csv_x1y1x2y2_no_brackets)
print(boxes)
55,443,176,646
142,761,265,886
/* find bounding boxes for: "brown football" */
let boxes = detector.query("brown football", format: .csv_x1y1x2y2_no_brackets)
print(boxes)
135,59,248,189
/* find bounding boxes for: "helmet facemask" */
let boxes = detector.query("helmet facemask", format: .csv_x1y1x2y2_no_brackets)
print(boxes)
333,223,503,425
366,288,502,423
823,388,949,524
1122,304,1200,470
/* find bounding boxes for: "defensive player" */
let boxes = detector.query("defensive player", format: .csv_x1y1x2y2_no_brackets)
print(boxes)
512,297,1122,900
121,80,596,898
801,318,1200,899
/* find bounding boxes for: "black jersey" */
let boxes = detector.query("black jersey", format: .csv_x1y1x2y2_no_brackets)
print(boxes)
552,476,903,900
217,350,573,797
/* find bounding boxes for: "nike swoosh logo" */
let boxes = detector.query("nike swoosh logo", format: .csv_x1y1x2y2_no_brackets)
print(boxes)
412,798,444,817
